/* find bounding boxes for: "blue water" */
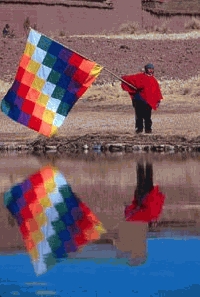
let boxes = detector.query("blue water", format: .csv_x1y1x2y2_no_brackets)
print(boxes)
1,238,200,297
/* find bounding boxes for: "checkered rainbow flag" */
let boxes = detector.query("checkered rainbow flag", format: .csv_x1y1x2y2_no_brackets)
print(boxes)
1,29,103,137
4,165,106,275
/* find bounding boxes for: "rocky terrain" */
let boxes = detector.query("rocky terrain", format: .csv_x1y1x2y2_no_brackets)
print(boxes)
0,32,200,84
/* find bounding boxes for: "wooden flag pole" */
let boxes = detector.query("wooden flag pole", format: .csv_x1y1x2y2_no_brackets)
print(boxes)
104,67,138,91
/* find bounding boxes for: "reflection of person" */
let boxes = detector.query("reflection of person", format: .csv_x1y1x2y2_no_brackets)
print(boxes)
124,161,165,226
121,64,163,134
114,161,166,266
134,161,153,208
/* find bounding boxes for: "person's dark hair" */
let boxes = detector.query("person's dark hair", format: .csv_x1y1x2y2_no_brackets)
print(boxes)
144,63,154,70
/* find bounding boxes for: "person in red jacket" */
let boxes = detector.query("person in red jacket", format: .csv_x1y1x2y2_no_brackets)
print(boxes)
121,63,163,134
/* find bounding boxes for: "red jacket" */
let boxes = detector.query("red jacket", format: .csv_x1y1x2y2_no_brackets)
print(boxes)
121,73,163,110
124,186,165,222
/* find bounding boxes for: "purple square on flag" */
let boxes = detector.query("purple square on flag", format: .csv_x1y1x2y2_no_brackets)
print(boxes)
59,48,73,63
71,207,83,221
67,80,81,94
11,80,20,93
64,65,76,77
67,224,80,235
15,212,24,226
16,196,26,210
18,111,31,126
64,239,77,253
21,179,32,193
14,96,24,109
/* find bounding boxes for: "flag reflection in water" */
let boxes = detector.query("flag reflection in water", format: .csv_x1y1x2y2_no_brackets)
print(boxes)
4,165,106,275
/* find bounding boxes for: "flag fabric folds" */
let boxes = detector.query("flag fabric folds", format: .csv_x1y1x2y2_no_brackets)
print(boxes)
1,29,103,137
4,165,106,275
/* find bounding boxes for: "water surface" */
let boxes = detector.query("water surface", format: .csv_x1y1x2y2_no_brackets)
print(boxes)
0,152,200,296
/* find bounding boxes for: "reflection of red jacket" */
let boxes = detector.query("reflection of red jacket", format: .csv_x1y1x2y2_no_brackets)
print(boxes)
124,186,165,222
121,73,163,110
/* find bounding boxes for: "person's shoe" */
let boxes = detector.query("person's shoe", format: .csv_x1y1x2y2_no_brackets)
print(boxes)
135,129,143,134
145,129,152,134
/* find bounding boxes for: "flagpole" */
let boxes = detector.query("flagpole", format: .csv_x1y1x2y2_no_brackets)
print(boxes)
103,68,138,90
29,27,138,91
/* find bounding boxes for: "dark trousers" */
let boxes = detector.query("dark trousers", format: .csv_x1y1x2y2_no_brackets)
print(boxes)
134,162,153,206
132,99,152,132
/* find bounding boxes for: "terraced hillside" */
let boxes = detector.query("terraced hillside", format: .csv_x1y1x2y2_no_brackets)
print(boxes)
0,0,113,9
142,0,200,16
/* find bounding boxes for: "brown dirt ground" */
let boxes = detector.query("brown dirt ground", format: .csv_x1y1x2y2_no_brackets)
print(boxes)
0,32,200,149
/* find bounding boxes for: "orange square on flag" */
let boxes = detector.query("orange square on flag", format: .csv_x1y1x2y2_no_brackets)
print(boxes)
79,60,94,73
32,104,45,119
25,237,36,251
39,121,52,137
29,202,43,216
33,184,47,198
19,54,31,69
25,218,39,232
26,88,41,102
40,166,55,181
21,70,35,87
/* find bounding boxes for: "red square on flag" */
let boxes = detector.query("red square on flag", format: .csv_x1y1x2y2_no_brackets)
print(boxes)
30,173,44,185
21,206,34,220
20,222,30,240
69,53,84,68
21,100,35,114
16,67,25,82
28,115,42,132
73,68,89,85
76,86,87,98
17,83,30,98
24,190,38,204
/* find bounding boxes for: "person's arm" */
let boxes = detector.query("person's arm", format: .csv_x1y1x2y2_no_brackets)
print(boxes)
121,74,142,97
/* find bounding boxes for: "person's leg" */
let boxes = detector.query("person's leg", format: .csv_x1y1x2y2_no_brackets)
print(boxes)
132,100,144,133
144,104,152,133
145,163,158,229
145,162,154,193
134,162,145,206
